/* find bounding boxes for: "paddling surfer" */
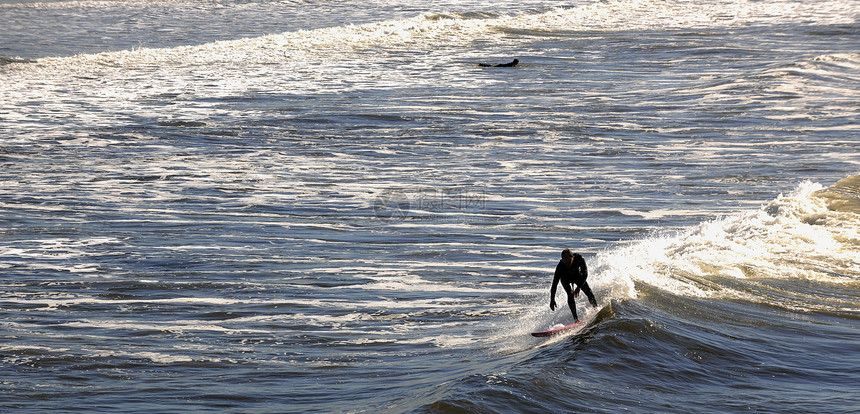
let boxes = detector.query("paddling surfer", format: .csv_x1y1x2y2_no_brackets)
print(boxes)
550,248,598,322
479,58,519,68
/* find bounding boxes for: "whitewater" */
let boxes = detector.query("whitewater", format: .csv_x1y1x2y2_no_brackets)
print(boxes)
1,0,858,412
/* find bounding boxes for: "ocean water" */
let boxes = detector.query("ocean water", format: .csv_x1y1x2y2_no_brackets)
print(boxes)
1,0,858,412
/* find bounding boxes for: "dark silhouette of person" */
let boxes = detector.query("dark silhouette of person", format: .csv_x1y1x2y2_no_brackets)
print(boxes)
479,58,519,67
550,248,598,322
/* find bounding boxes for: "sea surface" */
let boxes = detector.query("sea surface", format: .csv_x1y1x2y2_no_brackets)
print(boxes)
1,0,858,412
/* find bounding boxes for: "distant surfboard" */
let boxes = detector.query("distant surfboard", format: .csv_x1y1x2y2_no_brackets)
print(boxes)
531,321,584,337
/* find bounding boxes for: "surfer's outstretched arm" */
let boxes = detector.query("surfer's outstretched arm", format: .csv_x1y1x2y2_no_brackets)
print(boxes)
549,264,562,311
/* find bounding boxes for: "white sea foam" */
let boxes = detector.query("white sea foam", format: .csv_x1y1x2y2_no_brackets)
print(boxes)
2,0,853,79
595,179,860,312
65,318,271,334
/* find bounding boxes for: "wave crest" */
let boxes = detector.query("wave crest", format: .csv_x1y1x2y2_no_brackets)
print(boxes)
5,0,855,75
597,177,860,315
814,175,860,214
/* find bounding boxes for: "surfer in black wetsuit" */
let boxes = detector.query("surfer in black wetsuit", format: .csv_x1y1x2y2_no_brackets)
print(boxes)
479,58,519,67
550,248,598,322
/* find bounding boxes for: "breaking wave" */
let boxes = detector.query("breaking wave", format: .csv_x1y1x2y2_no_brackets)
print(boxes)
596,176,860,315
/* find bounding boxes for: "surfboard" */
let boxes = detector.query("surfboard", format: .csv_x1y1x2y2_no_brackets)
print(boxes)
531,321,584,337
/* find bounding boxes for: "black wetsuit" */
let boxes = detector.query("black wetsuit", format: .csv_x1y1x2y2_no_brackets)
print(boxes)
551,253,597,321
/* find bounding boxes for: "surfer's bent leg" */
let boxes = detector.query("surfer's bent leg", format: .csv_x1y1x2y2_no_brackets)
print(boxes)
562,282,579,322
567,295,578,322
580,281,598,307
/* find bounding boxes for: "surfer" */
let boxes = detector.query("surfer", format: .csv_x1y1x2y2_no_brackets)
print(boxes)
550,248,597,322
479,58,519,68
